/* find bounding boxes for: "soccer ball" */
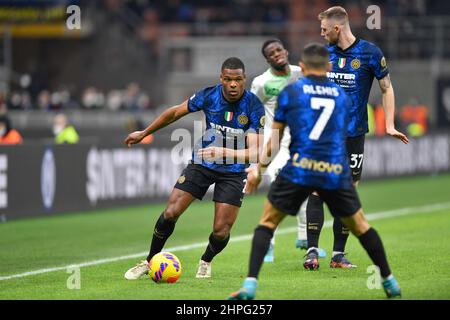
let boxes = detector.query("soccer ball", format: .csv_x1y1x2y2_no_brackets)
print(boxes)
149,252,182,283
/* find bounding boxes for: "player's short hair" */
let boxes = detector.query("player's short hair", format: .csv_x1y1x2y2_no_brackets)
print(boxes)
261,39,283,58
221,57,245,73
301,43,329,70
318,6,348,23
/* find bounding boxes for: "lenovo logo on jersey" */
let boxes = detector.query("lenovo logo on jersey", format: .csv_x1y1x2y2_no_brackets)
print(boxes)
327,72,356,80
210,123,244,135
292,154,343,175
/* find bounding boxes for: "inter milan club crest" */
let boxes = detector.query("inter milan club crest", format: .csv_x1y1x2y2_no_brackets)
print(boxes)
238,114,248,125
351,58,360,70
338,58,346,68
224,111,233,121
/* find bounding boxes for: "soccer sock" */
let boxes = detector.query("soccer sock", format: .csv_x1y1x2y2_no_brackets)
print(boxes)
306,194,324,248
297,200,308,240
248,225,274,278
147,212,176,262
358,228,392,278
332,218,350,253
201,233,230,263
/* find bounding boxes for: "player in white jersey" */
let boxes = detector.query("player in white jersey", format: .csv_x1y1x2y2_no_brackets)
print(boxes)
251,39,325,262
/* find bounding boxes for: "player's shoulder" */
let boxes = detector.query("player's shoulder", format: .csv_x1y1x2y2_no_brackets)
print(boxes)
197,84,220,96
358,38,383,53
251,68,271,85
289,65,302,73
245,89,264,107
289,65,303,77
280,77,303,96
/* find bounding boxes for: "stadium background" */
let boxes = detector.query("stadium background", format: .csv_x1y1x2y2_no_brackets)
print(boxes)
0,0,449,300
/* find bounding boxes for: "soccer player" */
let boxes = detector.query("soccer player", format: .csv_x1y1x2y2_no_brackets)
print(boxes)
250,39,326,262
303,6,409,270
124,57,265,280
228,43,401,300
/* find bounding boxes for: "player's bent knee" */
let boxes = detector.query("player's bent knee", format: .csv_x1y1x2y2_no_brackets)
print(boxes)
163,207,182,221
342,209,370,237
212,229,230,240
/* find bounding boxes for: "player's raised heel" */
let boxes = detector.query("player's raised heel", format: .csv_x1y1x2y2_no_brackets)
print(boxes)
296,240,327,257
264,244,274,263
303,248,320,270
124,260,149,280
382,276,402,298
228,278,257,300
329,253,357,269
196,259,212,278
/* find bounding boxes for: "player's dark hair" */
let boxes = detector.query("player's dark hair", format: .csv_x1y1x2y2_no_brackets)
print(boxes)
301,43,330,70
261,39,283,58
221,57,245,72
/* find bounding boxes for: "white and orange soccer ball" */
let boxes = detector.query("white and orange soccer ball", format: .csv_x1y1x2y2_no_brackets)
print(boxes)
149,252,182,283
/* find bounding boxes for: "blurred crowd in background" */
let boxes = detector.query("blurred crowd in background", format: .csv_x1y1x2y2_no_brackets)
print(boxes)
2,0,447,113
1,0,447,144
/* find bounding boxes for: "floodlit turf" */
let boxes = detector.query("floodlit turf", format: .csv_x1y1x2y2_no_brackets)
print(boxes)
1,174,449,300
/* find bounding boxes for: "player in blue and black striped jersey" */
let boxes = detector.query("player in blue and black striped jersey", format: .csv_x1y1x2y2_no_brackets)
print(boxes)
123,57,265,280
303,6,409,270
229,43,401,300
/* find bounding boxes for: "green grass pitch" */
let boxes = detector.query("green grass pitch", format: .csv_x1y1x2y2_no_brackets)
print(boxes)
1,174,450,300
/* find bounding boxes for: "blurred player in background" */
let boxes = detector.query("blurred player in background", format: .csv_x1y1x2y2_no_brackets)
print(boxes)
303,6,409,270
229,43,401,300
124,57,264,280
251,39,326,262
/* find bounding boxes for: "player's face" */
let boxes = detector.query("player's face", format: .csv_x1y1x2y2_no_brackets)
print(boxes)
321,18,339,44
220,68,246,102
264,42,289,70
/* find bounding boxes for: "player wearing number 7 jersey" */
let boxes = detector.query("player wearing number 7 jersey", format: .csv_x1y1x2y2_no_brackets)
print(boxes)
228,43,401,300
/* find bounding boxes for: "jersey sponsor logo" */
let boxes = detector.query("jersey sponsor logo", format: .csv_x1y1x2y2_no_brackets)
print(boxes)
327,72,356,80
210,122,244,135
238,114,248,125
265,86,281,96
224,111,233,122
338,58,346,68
292,154,343,175
351,58,361,70
381,57,387,68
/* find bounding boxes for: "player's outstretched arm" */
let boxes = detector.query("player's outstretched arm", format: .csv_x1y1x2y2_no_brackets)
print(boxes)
378,75,409,144
197,131,263,164
124,100,190,147
245,121,285,194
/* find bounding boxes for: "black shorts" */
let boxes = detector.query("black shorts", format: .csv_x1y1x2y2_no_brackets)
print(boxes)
268,175,362,218
174,163,247,207
346,135,365,182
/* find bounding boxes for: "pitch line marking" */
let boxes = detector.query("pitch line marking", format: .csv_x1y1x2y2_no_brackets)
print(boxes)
1,201,449,281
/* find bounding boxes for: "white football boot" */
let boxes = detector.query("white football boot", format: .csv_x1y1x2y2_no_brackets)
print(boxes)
195,260,212,278
124,260,149,280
